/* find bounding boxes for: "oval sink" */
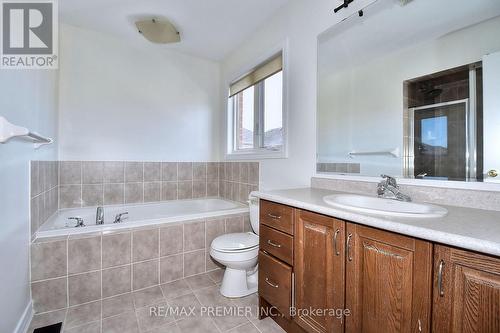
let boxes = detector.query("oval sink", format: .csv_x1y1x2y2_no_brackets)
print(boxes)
323,194,448,218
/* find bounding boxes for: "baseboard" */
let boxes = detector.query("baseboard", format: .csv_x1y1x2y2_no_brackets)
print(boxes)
14,301,33,333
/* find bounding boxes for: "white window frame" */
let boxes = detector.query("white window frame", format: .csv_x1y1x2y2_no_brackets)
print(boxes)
225,41,289,160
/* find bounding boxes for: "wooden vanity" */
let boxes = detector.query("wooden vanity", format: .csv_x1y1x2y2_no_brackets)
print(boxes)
258,199,500,333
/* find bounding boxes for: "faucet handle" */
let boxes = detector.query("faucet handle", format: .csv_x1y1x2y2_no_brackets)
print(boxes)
68,217,85,227
380,174,398,187
114,212,129,223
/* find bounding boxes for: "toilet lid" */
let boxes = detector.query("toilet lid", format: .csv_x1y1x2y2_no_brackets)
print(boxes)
212,232,259,251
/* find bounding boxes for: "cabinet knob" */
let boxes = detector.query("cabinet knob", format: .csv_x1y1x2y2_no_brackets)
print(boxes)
488,169,498,178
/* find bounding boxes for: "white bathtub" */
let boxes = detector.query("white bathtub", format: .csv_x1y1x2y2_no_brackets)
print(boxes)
37,198,248,239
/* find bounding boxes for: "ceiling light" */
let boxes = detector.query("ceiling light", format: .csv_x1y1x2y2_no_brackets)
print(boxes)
135,18,180,44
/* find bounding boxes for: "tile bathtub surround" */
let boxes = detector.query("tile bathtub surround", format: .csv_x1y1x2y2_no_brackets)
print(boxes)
30,213,251,315
57,161,260,209
219,162,260,203
30,161,59,237
311,177,500,211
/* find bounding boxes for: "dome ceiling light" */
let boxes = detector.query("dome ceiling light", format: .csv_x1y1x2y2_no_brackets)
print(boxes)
135,18,181,44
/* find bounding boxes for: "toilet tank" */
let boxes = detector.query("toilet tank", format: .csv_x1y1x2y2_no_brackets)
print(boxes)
248,195,259,235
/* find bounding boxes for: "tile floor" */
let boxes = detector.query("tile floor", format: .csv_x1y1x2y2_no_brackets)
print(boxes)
28,270,285,333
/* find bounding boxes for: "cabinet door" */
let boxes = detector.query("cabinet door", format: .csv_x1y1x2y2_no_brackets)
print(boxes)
432,245,500,333
345,223,432,333
294,209,345,333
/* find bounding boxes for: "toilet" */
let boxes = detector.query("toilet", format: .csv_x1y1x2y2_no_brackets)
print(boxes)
210,195,260,298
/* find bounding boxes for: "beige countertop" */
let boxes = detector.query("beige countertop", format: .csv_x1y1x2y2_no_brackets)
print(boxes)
253,187,500,257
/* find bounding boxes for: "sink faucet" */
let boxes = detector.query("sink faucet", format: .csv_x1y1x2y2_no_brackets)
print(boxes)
377,175,412,202
96,206,104,225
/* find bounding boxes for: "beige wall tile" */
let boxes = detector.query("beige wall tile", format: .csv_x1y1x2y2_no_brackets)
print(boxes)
225,216,244,234
144,182,161,202
104,183,124,205
184,221,205,251
133,228,159,262
133,259,159,290
102,232,131,268
125,162,144,183
177,181,193,200
207,163,219,181
206,219,224,249
68,271,101,306
59,185,82,209
82,184,103,207
239,162,249,183
183,250,205,277
161,162,177,181
64,321,100,333
104,161,124,183
28,309,67,332
248,163,259,185
193,163,207,181
125,182,144,204
30,161,41,198
192,181,207,198
160,254,183,283
161,182,177,201
207,181,219,197
177,162,193,181
60,161,82,185
144,162,161,182
160,225,183,256
68,235,101,274
31,239,67,281
32,278,67,313
206,252,221,271
102,265,131,298
82,161,104,184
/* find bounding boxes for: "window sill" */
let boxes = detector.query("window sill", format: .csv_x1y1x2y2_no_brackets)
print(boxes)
226,148,287,160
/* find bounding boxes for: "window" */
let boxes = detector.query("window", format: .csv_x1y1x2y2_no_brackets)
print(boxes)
228,52,285,157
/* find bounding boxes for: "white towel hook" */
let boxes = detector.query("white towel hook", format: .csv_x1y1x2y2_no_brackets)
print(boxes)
0,116,53,149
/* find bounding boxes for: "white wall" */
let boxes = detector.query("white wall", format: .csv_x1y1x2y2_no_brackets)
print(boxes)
58,24,221,161
221,0,376,190
0,70,58,332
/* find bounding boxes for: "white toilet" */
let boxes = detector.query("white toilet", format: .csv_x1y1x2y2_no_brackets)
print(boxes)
210,195,260,298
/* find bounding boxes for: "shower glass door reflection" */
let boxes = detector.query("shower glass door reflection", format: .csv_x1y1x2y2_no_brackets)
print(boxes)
411,100,471,181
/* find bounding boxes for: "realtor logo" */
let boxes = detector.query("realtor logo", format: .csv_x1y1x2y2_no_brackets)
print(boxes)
1,0,58,69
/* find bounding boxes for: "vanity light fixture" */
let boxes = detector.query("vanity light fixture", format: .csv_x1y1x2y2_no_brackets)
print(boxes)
135,18,181,44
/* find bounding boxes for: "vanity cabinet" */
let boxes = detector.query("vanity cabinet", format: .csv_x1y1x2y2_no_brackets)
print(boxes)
345,223,433,333
432,245,500,333
258,199,500,333
294,210,345,333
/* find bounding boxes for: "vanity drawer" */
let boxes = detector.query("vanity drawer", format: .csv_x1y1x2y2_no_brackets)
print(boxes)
260,200,294,235
259,251,292,318
260,224,293,265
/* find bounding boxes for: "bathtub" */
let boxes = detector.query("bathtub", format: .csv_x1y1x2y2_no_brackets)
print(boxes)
37,198,248,238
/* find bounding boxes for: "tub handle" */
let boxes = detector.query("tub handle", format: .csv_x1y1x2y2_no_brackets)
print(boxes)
68,217,85,228
114,212,129,223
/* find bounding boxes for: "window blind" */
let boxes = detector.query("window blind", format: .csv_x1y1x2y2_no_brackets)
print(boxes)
229,52,283,97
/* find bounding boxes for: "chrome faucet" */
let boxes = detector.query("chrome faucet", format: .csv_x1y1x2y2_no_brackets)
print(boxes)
96,206,104,225
114,212,129,223
377,175,412,202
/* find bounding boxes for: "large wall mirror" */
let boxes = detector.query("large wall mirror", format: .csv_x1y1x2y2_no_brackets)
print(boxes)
317,0,500,183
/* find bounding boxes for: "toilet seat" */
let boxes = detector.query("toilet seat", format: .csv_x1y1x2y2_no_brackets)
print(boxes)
211,232,259,253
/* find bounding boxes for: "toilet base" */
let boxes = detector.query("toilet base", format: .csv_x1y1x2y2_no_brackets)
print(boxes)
220,267,258,298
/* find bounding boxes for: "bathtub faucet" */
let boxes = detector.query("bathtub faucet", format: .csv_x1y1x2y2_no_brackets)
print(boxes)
96,206,104,225
114,212,129,223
